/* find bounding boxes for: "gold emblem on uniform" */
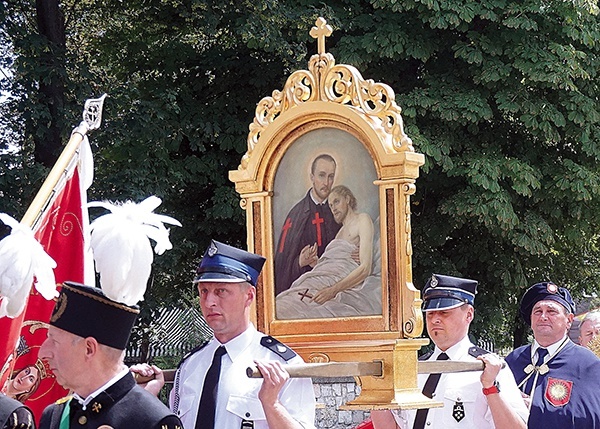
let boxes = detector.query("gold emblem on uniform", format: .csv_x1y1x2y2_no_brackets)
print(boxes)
78,415,87,425
91,402,102,413
55,395,72,405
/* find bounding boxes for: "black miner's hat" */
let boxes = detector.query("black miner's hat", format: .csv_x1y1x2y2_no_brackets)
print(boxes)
422,273,478,311
50,282,139,350
194,240,266,286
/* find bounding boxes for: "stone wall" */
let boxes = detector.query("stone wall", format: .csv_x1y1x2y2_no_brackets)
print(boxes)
313,377,370,429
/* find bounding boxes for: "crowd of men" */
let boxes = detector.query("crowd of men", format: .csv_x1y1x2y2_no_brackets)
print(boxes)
2,238,600,429
1,167,600,429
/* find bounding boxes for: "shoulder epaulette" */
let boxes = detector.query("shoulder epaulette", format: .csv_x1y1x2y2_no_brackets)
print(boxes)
178,341,209,368
468,345,490,358
55,395,72,405
419,350,434,361
260,336,296,361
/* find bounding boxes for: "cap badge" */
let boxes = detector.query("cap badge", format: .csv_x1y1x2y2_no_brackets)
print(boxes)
50,293,67,323
430,275,438,287
208,241,218,257
547,283,558,294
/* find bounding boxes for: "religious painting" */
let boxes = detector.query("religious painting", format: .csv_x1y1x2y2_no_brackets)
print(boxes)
272,127,381,320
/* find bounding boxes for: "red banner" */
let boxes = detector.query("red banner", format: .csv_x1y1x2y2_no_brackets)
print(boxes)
0,163,90,423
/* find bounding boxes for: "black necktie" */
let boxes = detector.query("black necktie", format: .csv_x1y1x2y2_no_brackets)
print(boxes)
524,347,548,393
413,352,449,429
195,346,227,429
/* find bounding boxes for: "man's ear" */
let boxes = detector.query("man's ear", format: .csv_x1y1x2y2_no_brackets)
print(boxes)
84,337,99,358
566,313,574,329
466,305,474,322
247,285,256,304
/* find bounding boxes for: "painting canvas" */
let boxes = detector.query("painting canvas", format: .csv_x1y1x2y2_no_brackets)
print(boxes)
272,127,381,320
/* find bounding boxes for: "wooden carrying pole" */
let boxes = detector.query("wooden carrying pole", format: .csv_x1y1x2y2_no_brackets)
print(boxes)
137,359,498,384
20,94,107,229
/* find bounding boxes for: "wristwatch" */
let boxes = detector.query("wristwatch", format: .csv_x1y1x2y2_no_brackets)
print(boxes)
482,381,500,395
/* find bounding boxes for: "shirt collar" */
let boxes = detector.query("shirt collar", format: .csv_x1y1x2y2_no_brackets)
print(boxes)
309,189,328,206
531,335,569,360
433,335,471,360
213,324,256,363
73,367,129,409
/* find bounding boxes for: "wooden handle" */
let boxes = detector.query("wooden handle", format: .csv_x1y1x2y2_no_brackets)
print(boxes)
419,360,506,374
134,359,503,384
246,361,383,378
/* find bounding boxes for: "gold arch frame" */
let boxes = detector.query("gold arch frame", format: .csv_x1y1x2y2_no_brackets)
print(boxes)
229,17,434,408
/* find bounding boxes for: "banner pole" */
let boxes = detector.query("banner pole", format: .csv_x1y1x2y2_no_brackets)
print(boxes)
21,94,107,228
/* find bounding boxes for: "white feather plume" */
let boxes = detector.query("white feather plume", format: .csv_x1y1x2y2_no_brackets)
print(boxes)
0,213,58,318
88,196,181,306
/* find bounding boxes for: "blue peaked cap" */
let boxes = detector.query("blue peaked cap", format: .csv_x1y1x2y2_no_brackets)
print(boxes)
422,273,478,311
194,240,266,286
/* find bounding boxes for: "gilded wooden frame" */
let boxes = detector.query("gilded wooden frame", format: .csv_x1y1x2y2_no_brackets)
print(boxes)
230,18,433,408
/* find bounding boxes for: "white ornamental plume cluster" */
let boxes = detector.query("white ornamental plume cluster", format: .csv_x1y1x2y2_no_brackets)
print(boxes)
88,196,181,306
0,213,58,318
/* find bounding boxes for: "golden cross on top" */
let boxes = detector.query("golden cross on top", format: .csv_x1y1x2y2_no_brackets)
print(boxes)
310,17,332,55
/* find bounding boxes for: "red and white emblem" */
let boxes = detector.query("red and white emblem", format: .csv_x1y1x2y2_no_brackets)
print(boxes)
546,283,558,293
545,377,573,407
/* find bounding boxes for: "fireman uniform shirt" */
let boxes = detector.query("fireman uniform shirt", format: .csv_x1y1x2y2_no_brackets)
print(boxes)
171,325,315,429
392,336,529,429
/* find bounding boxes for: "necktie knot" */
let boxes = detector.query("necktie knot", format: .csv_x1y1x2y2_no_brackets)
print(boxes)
437,352,449,361
536,348,548,366
215,346,227,359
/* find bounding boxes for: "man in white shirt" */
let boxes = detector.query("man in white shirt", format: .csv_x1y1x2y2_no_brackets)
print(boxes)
136,240,316,429
371,274,528,429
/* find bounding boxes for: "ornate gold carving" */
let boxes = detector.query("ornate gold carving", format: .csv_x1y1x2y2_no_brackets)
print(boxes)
242,17,413,170
308,352,331,363
309,17,332,55
401,182,422,338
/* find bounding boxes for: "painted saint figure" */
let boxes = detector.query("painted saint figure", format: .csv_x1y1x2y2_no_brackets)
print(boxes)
276,185,380,319
274,154,341,295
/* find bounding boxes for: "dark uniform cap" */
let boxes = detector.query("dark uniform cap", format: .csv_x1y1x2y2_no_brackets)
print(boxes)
194,240,266,287
422,274,478,311
519,281,575,326
49,281,139,350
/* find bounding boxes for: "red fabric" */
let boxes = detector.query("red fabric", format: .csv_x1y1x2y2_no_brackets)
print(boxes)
354,418,374,429
0,168,87,424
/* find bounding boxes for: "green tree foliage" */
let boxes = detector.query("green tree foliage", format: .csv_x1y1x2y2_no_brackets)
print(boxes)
1,0,599,349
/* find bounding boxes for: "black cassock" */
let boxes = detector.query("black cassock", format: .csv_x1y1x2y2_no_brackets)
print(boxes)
39,372,181,429
274,190,340,296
